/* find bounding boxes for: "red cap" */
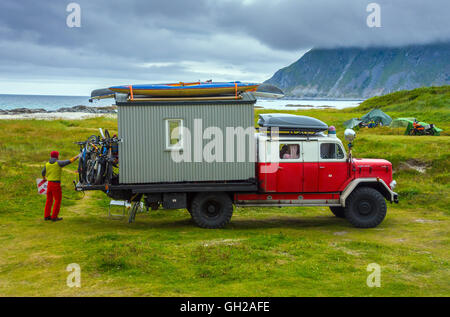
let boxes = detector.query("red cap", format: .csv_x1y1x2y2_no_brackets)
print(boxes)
50,151,59,158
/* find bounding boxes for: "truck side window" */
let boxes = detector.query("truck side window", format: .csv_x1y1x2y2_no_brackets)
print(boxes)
165,119,183,150
279,144,300,160
320,143,344,159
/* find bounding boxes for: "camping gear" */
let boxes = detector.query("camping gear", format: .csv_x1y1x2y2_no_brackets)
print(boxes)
89,88,115,101
108,81,259,97
390,118,443,136
343,109,392,130
76,130,120,186
409,121,441,136
258,113,328,133
360,109,392,126
343,118,363,129
90,82,285,101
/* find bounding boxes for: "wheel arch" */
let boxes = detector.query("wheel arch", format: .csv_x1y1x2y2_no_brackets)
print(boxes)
340,178,397,207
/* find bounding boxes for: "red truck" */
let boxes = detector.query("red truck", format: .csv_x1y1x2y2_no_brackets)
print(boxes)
76,113,398,229
188,126,397,229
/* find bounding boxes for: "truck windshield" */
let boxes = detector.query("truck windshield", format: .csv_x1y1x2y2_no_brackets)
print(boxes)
320,143,344,159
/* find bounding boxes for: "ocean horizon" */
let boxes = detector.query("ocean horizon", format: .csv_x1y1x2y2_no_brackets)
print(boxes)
0,93,363,111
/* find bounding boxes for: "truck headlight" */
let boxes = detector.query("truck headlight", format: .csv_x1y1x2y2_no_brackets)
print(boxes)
390,180,397,190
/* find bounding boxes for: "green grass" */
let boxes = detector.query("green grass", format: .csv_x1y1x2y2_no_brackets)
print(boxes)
0,87,449,296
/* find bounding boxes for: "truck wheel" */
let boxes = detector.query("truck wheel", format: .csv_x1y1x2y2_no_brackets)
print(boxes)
345,187,387,228
190,193,233,229
329,207,345,218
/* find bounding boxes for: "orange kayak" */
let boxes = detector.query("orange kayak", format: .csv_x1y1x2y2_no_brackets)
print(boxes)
109,81,259,97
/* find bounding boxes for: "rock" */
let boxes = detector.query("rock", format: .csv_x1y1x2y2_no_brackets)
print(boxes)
398,159,429,174
1,108,47,114
55,105,117,113
1,104,117,115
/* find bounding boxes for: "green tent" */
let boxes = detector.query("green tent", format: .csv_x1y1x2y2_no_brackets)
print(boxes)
390,118,443,135
361,109,392,126
343,118,363,129
390,118,416,128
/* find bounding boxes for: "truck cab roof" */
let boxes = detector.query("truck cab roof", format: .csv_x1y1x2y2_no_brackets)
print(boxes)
256,132,342,143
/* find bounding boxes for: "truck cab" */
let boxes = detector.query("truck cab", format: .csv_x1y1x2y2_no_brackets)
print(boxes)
256,132,394,195
257,132,350,193
232,114,398,229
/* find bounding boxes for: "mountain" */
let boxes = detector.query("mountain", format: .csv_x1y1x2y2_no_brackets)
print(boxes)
265,43,450,99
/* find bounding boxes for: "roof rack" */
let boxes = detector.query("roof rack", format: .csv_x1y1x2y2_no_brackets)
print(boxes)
114,92,256,106
256,128,325,137
126,94,243,102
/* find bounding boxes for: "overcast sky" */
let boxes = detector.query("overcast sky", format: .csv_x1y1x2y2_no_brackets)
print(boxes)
0,0,449,95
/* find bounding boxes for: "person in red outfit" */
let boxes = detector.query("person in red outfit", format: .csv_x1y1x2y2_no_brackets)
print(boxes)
42,151,79,222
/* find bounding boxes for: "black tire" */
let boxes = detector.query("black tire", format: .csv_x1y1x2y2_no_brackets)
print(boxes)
329,206,345,218
94,162,104,185
345,187,387,228
86,160,96,184
190,193,233,229
77,158,85,183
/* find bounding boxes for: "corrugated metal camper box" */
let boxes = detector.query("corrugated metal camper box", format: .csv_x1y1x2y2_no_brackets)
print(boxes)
116,93,256,184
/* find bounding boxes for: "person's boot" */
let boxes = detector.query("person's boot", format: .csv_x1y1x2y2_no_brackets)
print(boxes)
52,217,63,222
44,216,52,221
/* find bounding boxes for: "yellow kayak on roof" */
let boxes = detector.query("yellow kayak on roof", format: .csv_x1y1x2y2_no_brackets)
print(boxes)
108,81,260,97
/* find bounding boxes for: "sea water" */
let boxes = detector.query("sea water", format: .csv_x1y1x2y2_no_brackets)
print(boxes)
0,94,113,111
0,94,363,111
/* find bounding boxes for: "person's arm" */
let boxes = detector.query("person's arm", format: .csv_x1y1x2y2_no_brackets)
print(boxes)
41,166,46,179
57,154,80,167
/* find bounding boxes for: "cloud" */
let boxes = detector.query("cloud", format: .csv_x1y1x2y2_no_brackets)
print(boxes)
212,0,450,49
0,0,448,95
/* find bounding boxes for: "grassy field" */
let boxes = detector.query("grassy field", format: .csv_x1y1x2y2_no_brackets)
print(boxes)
0,87,449,296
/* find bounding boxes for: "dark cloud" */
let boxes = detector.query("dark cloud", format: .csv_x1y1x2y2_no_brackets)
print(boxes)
0,0,448,95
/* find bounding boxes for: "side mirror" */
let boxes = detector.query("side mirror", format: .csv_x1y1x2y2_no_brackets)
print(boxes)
344,129,356,143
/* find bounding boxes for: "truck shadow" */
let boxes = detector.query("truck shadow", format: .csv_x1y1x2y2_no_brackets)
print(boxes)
228,216,348,230
72,215,349,231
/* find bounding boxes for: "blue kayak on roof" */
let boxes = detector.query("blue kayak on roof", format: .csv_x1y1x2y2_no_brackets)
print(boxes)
108,81,260,97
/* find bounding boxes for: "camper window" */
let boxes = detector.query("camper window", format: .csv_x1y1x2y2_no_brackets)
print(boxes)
165,119,183,150
279,144,300,160
320,143,344,159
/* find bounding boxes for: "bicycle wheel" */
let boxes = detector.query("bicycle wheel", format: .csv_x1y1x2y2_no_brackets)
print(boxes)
95,161,105,185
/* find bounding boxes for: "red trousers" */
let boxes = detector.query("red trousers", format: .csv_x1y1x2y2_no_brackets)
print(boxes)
44,181,62,219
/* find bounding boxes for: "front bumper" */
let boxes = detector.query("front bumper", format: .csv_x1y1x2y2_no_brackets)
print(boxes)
393,193,399,204
390,180,399,203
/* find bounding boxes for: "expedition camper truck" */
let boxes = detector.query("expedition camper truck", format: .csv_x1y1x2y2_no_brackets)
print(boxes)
76,92,398,229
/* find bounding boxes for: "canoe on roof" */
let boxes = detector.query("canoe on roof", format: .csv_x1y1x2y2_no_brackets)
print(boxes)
109,81,259,97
